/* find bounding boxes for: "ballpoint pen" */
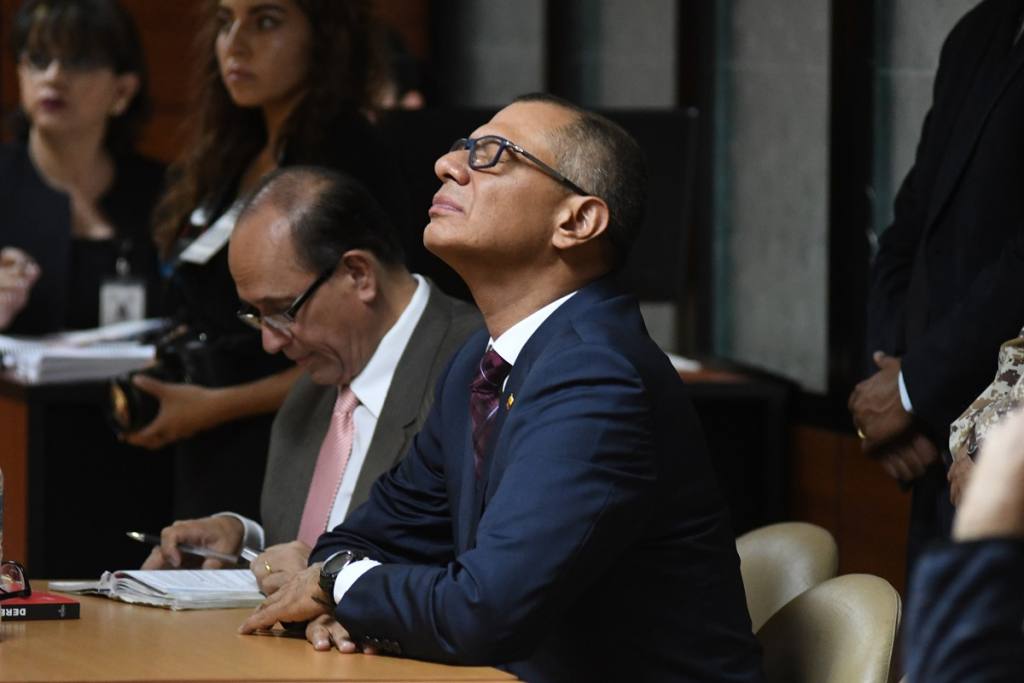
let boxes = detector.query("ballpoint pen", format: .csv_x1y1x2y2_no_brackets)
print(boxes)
127,531,258,565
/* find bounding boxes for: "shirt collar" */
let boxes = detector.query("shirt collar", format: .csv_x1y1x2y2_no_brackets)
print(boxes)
490,290,577,366
348,274,429,417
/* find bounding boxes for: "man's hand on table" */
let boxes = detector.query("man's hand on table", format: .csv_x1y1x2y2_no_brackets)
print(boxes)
239,565,340,640
251,540,311,595
305,614,363,653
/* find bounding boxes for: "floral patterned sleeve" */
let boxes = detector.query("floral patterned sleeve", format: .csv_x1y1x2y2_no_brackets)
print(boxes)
949,329,1024,461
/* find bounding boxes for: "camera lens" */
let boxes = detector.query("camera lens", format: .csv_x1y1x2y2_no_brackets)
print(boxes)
108,372,161,434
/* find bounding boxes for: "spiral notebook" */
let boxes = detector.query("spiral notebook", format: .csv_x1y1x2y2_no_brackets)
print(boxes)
0,318,166,384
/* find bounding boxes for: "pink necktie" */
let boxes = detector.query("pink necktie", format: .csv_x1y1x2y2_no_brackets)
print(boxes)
297,387,359,547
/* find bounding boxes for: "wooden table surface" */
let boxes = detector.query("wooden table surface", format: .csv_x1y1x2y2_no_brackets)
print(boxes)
0,587,515,683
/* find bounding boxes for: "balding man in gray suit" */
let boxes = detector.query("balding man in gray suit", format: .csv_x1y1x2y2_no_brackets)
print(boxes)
143,167,480,593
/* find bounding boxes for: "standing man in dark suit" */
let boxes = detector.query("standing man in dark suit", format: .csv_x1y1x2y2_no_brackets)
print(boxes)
849,0,1024,569
241,95,762,682
904,409,1024,682
143,167,480,593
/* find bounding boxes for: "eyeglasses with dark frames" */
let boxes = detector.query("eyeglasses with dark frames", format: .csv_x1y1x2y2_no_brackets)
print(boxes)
449,136,592,197
0,560,31,601
236,265,335,336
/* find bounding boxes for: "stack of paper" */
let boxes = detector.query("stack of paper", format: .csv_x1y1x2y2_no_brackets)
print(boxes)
50,569,264,611
0,318,166,384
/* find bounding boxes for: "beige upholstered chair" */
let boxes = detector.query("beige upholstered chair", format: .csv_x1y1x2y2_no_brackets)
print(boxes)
758,573,902,683
736,521,838,631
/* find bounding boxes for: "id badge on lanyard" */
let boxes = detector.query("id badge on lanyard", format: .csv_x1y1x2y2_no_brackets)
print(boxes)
100,247,146,326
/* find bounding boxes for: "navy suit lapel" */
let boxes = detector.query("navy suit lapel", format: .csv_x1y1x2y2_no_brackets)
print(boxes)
926,2,1024,232
463,279,620,549
455,332,489,553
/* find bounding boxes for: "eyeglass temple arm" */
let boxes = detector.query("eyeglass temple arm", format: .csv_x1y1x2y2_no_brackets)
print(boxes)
506,142,590,196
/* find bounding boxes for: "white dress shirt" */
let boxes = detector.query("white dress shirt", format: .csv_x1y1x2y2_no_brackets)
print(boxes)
332,289,578,604
898,370,914,414
221,274,430,550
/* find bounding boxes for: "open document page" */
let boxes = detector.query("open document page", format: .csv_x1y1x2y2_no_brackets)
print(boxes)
50,569,264,610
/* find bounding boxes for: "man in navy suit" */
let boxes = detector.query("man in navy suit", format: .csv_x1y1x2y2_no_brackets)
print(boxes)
241,94,763,682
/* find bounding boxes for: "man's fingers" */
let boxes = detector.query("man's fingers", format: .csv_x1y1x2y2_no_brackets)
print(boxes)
897,445,925,476
132,373,165,397
260,571,291,596
159,527,185,567
891,457,913,481
141,546,167,570
895,453,917,480
873,350,899,370
880,457,899,480
124,423,164,450
327,622,357,653
904,453,927,478
304,616,356,653
239,591,290,633
239,608,280,634
883,452,913,481
306,620,334,651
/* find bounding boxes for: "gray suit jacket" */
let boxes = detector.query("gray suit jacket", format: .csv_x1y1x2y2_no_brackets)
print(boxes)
260,282,481,546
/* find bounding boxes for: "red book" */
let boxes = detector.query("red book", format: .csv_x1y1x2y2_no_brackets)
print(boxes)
1,591,80,621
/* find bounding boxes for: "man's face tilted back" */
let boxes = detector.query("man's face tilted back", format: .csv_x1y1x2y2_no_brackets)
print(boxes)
228,200,381,388
425,101,583,278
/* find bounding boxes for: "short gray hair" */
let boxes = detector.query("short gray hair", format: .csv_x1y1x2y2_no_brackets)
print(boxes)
514,93,648,265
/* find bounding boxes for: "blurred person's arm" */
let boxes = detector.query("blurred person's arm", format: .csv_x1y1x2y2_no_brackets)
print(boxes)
125,365,302,450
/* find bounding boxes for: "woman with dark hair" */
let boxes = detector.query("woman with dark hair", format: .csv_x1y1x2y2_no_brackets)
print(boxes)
0,0,164,334
126,0,406,522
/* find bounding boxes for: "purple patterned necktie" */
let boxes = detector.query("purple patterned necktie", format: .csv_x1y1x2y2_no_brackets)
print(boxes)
469,348,512,478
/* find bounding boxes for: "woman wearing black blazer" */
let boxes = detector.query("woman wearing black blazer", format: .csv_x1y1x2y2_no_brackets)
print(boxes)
0,0,163,335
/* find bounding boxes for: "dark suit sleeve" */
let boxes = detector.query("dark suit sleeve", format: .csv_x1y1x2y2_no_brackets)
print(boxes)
865,21,959,360
866,121,933,359
323,343,661,664
905,539,1024,683
901,239,1024,437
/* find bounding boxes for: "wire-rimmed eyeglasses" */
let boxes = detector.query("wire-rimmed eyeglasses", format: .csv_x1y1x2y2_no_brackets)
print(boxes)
0,560,31,601
236,265,335,337
449,136,592,197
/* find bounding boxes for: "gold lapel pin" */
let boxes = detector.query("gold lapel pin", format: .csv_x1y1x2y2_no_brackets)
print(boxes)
506,393,515,410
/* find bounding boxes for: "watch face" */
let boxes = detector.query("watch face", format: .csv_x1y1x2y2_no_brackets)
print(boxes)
323,550,355,576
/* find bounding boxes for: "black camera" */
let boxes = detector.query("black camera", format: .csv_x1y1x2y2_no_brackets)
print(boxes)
108,325,217,434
